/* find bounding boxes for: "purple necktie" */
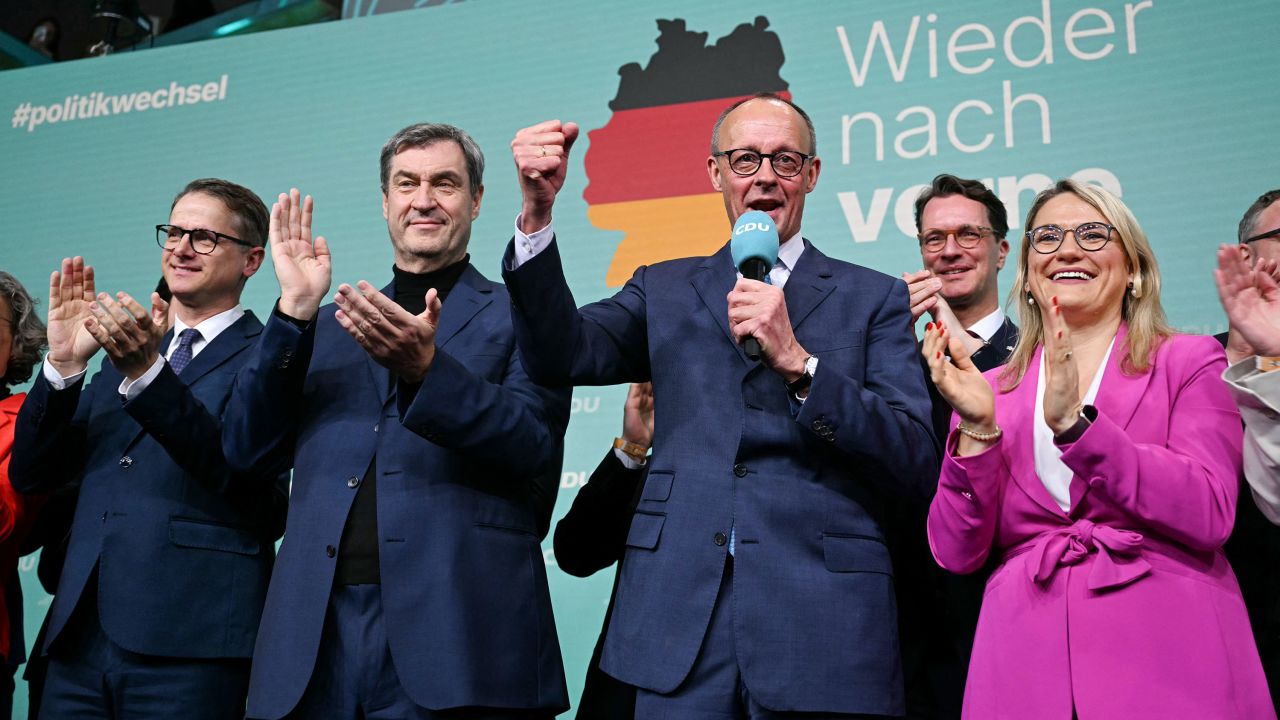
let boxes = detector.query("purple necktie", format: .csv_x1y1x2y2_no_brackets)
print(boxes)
168,328,201,375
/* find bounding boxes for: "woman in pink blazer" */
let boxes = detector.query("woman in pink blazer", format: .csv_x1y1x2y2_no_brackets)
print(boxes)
923,180,1273,719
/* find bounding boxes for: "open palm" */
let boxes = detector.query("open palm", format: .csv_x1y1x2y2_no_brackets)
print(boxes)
47,256,102,372
271,188,331,320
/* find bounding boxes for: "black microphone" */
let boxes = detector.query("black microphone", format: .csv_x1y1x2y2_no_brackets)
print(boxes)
729,211,780,361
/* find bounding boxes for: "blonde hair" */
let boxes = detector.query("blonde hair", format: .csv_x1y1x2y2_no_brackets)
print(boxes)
999,180,1174,391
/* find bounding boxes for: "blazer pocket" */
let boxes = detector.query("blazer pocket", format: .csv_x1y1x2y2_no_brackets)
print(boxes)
822,533,892,575
807,330,864,353
625,511,665,550
640,472,673,503
169,517,260,556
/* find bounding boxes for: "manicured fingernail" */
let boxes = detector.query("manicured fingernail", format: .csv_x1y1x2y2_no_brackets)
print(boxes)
1051,296,1058,306
926,322,934,331
936,351,942,359
1057,331,1062,338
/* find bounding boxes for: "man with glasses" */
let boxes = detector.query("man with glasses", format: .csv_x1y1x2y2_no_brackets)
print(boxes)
503,94,936,717
10,178,288,717
1216,188,1280,709
890,175,1017,720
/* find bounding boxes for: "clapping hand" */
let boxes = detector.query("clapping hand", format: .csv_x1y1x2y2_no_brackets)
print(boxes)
1216,244,1280,360
922,319,997,455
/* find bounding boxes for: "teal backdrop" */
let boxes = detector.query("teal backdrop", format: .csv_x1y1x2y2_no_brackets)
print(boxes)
2,0,1278,713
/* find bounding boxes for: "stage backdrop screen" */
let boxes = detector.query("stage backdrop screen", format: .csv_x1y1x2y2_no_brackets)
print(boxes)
2,0,1278,713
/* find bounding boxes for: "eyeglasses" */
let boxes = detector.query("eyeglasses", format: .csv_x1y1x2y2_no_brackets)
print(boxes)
155,224,250,254
712,148,812,178
1026,222,1115,254
1244,226,1280,244
918,225,992,252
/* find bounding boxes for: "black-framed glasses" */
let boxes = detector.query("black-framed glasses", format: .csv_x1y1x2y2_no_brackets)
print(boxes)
712,148,812,178
156,224,250,254
1026,222,1115,254
918,225,993,252
1244,226,1280,244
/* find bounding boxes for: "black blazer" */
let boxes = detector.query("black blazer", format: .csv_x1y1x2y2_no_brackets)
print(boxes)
894,314,1018,719
553,450,644,719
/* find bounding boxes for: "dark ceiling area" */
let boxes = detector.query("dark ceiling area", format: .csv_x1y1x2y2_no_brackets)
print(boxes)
0,0,341,69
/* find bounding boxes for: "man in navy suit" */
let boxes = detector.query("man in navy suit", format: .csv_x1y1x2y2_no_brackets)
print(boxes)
503,95,938,717
10,178,287,717
894,174,1018,719
223,124,571,719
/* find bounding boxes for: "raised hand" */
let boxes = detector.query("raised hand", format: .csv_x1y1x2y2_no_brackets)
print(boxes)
1041,296,1082,435
85,291,169,380
271,188,331,321
621,382,654,449
334,281,440,383
902,269,942,322
46,256,103,377
1216,244,1280,358
922,319,997,456
512,120,579,233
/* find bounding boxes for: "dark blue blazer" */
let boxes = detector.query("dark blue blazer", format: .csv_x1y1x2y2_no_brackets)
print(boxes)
9,311,286,660
222,265,571,719
503,238,939,715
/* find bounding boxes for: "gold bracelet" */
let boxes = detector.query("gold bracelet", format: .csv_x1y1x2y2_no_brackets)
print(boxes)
956,423,1002,442
613,437,649,462
1257,356,1280,373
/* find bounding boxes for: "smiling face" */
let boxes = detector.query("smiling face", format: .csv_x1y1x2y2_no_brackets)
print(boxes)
162,192,263,319
919,194,1008,315
1024,192,1130,327
382,141,483,273
707,98,820,244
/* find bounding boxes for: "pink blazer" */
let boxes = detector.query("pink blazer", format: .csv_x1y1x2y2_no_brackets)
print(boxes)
928,329,1273,719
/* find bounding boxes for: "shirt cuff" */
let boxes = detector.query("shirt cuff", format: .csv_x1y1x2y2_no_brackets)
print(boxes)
613,447,647,470
118,357,166,401
42,357,86,390
511,215,555,268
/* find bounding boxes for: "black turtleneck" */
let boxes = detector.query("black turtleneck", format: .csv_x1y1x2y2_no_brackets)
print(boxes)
334,256,470,586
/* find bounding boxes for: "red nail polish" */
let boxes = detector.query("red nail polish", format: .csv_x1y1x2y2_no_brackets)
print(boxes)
926,322,934,331
1057,330,1062,339
936,351,942,359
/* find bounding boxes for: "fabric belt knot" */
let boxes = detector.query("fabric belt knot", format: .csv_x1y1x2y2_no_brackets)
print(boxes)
1027,518,1151,591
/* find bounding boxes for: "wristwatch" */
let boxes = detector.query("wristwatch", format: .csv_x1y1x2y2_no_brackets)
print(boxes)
786,355,819,396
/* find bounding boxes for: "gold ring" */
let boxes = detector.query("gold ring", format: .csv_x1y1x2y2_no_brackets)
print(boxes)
539,145,547,157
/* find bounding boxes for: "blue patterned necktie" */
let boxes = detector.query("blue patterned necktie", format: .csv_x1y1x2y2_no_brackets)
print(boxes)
168,328,201,375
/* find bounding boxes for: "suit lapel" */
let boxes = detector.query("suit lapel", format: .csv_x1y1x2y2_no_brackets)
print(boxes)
784,239,836,334
177,311,261,385
433,265,493,351
1005,348,1072,518
1070,324,1147,512
691,244,750,366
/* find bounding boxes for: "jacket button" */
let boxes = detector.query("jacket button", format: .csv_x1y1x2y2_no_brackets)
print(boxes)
733,463,748,478
347,476,360,489
713,532,727,546
325,545,336,558
118,456,133,468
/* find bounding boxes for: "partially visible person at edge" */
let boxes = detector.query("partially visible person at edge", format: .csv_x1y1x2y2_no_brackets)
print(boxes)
1215,188,1280,710
893,175,1017,719
554,382,653,719
0,272,46,720
924,179,1272,719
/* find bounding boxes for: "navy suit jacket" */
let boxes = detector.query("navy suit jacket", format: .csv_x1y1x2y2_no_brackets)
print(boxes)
223,265,571,718
9,311,286,659
504,238,938,715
